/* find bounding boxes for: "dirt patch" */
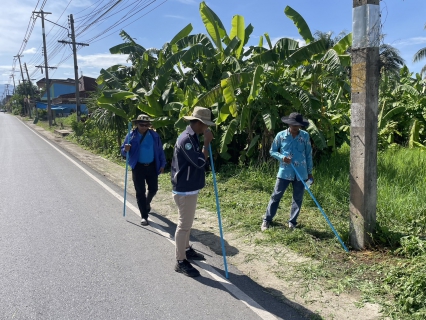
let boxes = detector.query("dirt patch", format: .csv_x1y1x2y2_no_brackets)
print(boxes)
25,120,385,319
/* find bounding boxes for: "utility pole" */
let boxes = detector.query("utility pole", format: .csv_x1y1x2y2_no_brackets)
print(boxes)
10,73,16,94
350,0,380,249
14,54,29,116
33,10,53,127
58,14,89,122
24,63,33,118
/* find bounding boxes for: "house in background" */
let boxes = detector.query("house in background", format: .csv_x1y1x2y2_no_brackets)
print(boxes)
36,76,97,115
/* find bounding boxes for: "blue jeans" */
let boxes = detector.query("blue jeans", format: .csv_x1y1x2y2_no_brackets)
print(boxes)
264,178,305,226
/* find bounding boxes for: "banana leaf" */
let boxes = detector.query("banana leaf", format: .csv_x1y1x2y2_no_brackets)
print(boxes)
284,6,314,44
220,118,238,155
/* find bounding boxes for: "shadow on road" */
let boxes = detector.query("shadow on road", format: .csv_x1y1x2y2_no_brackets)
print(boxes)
193,265,322,320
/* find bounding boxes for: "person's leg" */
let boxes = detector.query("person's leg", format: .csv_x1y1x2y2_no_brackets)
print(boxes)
145,162,158,213
263,178,290,222
173,193,198,261
132,163,148,220
289,180,305,226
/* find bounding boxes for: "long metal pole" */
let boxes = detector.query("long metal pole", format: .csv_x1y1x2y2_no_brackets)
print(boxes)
291,163,349,252
123,123,132,217
208,145,229,279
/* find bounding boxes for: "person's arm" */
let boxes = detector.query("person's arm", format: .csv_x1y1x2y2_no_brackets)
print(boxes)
202,129,214,159
157,135,167,174
178,137,207,169
120,133,131,157
270,132,288,163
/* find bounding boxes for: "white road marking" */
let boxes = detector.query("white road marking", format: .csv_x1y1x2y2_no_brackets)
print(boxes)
25,122,278,320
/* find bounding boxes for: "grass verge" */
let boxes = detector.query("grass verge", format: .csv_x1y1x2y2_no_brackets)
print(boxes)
158,144,426,319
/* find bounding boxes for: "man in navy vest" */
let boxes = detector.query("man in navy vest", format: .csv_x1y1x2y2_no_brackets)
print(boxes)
121,114,166,226
171,107,214,277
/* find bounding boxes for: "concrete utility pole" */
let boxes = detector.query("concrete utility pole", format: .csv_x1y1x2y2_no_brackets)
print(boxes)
24,63,33,118
350,0,380,249
58,14,89,123
14,54,29,116
33,10,53,127
10,73,16,94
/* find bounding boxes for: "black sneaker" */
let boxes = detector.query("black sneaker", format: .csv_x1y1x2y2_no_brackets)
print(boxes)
186,246,205,260
174,259,200,277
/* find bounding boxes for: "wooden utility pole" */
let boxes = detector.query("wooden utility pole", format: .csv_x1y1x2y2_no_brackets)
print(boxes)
350,0,380,249
58,14,89,122
33,10,53,127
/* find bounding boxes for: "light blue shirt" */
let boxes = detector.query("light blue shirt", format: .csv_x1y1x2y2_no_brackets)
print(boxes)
138,131,154,164
270,129,313,181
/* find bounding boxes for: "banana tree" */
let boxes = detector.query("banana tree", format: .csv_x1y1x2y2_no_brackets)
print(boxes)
378,66,426,148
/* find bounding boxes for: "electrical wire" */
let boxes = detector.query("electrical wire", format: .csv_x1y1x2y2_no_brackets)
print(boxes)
12,0,169,85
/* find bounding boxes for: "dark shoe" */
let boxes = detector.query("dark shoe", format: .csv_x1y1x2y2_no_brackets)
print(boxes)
141,218,148,226
288,222,296,230
186,246,205,260
174,259,200,277
261,221,270,231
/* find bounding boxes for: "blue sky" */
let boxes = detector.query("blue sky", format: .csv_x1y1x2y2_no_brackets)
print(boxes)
1,0,426,98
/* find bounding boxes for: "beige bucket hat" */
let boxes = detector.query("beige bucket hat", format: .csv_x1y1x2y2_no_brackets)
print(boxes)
131,114,152,125
183,107,215,126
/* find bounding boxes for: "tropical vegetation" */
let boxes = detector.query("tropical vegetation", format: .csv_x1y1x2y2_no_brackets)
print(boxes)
19,3,426,319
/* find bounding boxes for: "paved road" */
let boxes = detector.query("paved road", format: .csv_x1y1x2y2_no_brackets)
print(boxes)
0,113,308,320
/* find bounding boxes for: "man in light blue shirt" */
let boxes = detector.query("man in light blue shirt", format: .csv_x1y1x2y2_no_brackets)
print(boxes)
261,112,314,231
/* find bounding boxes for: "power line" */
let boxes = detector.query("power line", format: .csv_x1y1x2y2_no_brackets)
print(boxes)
13,0,170,85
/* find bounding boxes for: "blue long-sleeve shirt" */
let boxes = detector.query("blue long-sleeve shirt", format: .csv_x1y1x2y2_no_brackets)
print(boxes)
270,129,313,181
120,128,166,174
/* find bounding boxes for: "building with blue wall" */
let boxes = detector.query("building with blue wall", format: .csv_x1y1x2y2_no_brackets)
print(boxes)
35,76,96,116
37,78,76,101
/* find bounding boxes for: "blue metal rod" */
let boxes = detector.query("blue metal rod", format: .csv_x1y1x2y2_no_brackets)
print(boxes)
123,122,132,217
208,145,229,278
290,163,349,252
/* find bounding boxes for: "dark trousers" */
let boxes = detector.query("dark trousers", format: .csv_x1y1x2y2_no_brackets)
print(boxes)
263,178,305,226
132,162,158,219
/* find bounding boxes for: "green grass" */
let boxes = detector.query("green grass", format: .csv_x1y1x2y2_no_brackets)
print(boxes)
158,144,426,318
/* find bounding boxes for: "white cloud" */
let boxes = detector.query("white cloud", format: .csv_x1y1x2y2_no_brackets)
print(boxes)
175,0,197,4
77,53,131,69
164,15,186,19
393,37,426,47
23,48,37,54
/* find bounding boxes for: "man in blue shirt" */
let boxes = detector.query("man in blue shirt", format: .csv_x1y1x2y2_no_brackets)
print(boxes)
121,114,166,226
261,112,314,231
171,107,214,277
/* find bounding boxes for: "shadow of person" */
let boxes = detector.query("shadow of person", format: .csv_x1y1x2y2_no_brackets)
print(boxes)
148,210,239,257
191,264,316,320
